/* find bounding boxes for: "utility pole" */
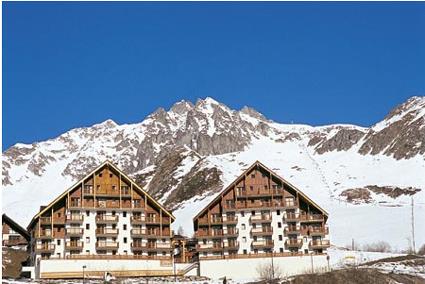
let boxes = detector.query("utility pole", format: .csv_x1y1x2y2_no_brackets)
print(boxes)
411,196,416,254
352,238,354,251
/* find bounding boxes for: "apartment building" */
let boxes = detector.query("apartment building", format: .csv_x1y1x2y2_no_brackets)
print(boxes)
2,214,30,247
26,161,175,265
193,161,330,259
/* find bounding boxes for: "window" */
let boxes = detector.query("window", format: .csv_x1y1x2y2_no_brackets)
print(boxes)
264,185,268,189
99,173,102,177
252,210,255,215
242,237,247,243
123,237,127,244
251,174,255,178
97,185,100,190
109,173,113,178
112,185,116,190
253,236,257,241
279,235,283,241
243,249,247,255
241,224,246,230
278,222,282,228
241,211,245,217
57,240,61,245
280,248,284,253
57,212,61,217
304,237,308,242
277,210,281,216
123,224,127,231
86,211,90,216
250,186,254,190
112,211,116,215
304,249,309,254
124,250,128,255
203,239,207,244
57,253,61,257
86,237,90,243
123,212,127,217
86,224,90,230
86,250,90,254
252,223,256,229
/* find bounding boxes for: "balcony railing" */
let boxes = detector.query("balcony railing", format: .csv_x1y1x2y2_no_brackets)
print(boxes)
35,243,55,252
196,243,223,251
96,215,119,223
145,216,160,224
69,201,82,209
37,230,52,239
225,228,239,236
252,240,274,248
130,216,144,224
65,241,84,250
222,216,238,224
251,227,273,235
66,214,84,223
95,228,119,236
83,186,94,195
309,240,330,249
40,217,51,225
198,229,224,237
197,216,222,225
284,226,301,236
250,214,272,223
285,213,300,222
303,226,329,236
285,239,303,248
66,228,84,236
96,241,119,249
300,214,325,223
223,241,239,250
223,202,236,211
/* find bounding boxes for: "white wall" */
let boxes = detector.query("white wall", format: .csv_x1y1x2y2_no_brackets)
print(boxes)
199,255,329,280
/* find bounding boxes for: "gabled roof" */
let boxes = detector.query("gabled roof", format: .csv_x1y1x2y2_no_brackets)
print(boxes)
28,160,175,230
2,214,30,241
193,160,329,221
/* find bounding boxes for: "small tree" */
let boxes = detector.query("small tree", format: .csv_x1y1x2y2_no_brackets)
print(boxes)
256,262,282,283
177,226,185,236
362,241,391,253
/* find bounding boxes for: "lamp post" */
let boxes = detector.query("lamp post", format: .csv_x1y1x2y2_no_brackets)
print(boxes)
82,265,87,284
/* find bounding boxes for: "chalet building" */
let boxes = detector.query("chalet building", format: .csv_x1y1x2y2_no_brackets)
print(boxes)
2,214,30,247
193,161,330,259
26,161,175,265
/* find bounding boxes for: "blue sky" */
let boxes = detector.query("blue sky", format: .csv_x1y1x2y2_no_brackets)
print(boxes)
3,2,425,150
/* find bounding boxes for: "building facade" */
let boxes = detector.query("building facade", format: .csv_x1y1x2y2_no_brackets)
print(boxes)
2,214,30,247
193,161,330,259
27,161,174,265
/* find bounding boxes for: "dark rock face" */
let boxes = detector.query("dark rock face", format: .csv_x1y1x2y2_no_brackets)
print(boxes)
340,185,421,204
314,128,365,154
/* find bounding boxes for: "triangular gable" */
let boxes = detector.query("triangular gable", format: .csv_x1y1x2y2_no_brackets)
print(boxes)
193,160,328,221
2,214,30,241
28,160,175,230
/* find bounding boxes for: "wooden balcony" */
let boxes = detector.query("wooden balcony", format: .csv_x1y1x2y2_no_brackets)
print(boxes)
66,228,84,237
35,243,55,253
96,241,119,250
83,186,94,195
236,187,283,198
95,228,119,237
37,231,53,239
53,217,66,224
131,242,172,252
223,241,239,250
303,226,329,236
120,187,131,197
69,201,82,209
283,200,299,209
95,215,119,223
196,243,223,252
40,217,51,225
66,214,84,223
197,217,223,226
145,216,161,225
309,240,330,249
222,216,238,224
195,230,224,238
251,227,273,236
285,213,300,222
252,240,274,249
250,214,272,223
65,241,84,250
285,239,303,248
223,202,236,211
130,228,145,237
300,214,325,223
284,226,301,236
225,228,239,237
130,216,144,225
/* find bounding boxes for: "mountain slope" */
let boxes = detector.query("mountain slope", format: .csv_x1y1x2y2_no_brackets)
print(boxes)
3,96,425,249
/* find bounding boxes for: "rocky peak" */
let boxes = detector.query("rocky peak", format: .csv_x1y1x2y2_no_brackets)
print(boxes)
240,106,268,121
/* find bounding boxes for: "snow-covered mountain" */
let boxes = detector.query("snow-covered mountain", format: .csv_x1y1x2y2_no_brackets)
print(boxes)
3,96,425,250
